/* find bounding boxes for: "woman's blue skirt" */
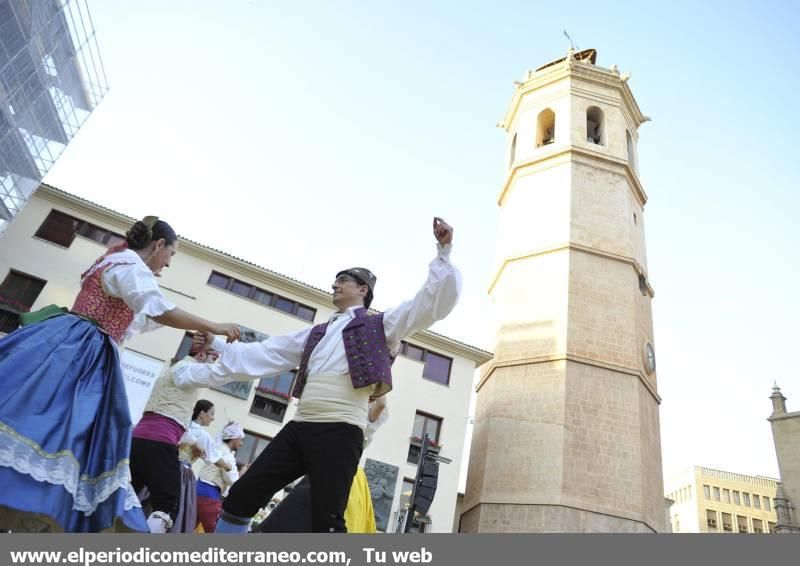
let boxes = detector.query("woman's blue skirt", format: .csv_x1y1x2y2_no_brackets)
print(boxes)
0,314,148,532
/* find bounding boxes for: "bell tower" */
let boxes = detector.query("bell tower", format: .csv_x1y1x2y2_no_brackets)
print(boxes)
461,49,664,532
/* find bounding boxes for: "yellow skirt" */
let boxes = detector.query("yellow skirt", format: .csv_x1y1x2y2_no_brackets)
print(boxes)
344,468,376,533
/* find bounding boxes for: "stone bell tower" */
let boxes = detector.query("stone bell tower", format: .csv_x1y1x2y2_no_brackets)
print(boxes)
461,49,664,532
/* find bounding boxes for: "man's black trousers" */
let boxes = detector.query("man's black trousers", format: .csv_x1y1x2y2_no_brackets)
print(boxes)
222,420,363,532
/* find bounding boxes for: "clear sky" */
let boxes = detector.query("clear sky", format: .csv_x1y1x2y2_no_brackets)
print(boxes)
47,0,800,486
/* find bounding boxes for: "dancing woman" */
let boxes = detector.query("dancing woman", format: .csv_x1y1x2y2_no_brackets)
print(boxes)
0,216,238,532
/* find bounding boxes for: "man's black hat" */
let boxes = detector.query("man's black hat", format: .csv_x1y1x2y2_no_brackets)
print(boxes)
336,267,377,291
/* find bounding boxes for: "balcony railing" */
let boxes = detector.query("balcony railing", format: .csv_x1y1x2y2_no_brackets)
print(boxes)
250,393,288,423
406,437,440,465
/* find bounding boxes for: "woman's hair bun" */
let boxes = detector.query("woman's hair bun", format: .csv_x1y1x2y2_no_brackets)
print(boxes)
125,221,153,249
125,216,175,251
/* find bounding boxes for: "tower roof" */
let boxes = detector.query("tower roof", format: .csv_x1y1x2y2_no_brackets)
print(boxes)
535,48,597,71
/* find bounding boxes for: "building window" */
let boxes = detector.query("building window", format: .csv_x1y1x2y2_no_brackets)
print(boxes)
768,522,776,533
764,497,771,512
703,485,711,500
0,308,20,335
77,222,125,247
173,332,194,362
34,209,79,247
399,341,452,385
256,370,296,400
721,512,732,532
249,395,289,423
174,328,265,399
743,493,750,507
723,489,730,503
713,487,721,501
536,109,555,147
422,351,452,385
250,370,297,423
412,411,442,443
0,270,46,312
394,483,432,535
509,133,517,168
753,494,761,509
207,271,316,322
0,270,46,334
405,514,431,533
733,491,740,505
238,430,271,466
706,509,718,532
737,515,748,533
407,443,422,465
626,130,637,172
407,411,443,464
399,478,414,510
752,518,763,533
400,341,425,361
296,305,316,321
253,288,273,305
236,326,289,419
586,106,605,145
208,271,230,289
230,280,253,298
35,209,123,248
273,296,296,314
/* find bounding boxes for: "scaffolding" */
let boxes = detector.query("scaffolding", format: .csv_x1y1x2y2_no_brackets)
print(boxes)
0,0,108,236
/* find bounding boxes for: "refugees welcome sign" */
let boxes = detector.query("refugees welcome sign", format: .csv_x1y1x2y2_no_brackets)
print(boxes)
120,349,165,425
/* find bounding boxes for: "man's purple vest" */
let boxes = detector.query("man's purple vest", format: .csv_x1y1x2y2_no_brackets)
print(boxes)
291,307,393,399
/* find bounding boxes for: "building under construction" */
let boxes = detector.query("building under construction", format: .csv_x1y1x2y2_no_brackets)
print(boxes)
0,0,107,236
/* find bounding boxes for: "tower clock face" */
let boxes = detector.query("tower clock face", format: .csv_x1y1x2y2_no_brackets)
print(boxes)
643,342,656,375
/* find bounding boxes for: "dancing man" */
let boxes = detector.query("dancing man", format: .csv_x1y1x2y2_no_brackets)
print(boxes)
178,217,459,533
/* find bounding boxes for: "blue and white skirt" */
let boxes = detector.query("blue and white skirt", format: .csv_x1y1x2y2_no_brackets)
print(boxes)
0,314,148,532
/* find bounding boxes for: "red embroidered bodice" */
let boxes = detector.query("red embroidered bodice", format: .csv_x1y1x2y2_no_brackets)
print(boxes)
71,262,135,344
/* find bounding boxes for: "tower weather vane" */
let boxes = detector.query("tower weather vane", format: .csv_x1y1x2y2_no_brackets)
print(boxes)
563,30,579,52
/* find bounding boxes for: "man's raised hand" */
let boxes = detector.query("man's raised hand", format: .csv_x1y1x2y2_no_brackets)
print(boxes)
433,217,453,246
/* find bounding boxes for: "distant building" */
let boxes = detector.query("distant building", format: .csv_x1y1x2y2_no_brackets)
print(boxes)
665,466,779,533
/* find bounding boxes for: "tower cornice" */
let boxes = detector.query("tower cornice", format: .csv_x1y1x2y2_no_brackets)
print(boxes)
487,242,655,298
498,146,648,208
476,353,661,404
